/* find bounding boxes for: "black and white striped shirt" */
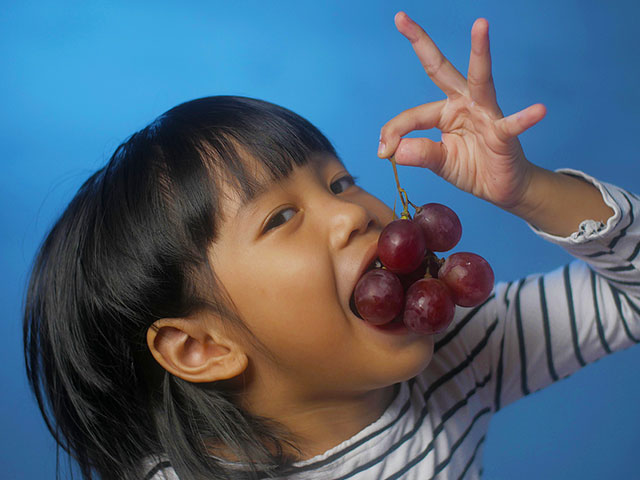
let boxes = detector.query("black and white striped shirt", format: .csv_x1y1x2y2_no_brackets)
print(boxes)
146,170,640,479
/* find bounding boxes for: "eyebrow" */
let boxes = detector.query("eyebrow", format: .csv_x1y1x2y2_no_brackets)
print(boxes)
234,171,282,214
237,186,269,218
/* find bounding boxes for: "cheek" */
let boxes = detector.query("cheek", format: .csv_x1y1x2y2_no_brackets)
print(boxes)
219,244,346,350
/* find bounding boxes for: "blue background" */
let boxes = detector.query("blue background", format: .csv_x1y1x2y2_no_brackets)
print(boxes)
2,1,639,478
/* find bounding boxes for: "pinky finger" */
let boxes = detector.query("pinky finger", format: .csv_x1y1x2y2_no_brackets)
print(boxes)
497,103,547,139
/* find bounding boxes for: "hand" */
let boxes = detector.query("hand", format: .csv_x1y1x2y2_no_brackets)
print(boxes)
378,12,547,212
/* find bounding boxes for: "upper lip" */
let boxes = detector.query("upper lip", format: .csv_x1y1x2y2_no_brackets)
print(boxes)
360,242,380,277
351,241,380,295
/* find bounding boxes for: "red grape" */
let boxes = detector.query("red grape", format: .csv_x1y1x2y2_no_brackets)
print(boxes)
378,219,426,274
438,252,494,307
354,269,404,325
413,203,462,252
402,278,455,334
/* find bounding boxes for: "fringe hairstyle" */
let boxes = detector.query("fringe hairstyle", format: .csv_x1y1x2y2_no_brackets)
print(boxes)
23,96,336,479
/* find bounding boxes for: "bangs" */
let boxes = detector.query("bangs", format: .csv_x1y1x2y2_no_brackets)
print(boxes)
159,96,338,209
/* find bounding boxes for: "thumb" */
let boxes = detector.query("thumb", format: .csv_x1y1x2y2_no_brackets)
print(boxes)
393,137,446,176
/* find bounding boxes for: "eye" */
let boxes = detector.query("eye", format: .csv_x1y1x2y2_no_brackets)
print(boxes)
263,207,298,233
330,175,357,194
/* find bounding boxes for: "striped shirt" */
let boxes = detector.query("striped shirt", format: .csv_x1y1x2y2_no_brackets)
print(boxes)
145,169,640,479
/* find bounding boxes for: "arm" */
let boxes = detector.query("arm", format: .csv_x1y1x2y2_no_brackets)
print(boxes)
425,174,640,414
511,166,614,238
378,12,614,237
491,175,640,409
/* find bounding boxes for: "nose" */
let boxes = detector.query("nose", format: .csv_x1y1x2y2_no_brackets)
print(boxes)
327,197,376,250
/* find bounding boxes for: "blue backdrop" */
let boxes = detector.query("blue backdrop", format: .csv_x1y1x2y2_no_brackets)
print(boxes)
2,1,638,478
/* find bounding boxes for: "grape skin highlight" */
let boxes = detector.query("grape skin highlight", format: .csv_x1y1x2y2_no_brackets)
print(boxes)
438,252,494,307
402,278,455,334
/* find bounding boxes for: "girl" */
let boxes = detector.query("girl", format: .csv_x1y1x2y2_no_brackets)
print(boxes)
24,12,639,480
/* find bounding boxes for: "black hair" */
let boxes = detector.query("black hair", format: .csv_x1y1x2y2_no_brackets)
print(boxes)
23,96,337,479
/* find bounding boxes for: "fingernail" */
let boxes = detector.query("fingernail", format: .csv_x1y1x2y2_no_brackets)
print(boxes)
378,141,386,156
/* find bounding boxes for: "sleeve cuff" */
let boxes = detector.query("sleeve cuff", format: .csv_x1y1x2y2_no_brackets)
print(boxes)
527,168,623,247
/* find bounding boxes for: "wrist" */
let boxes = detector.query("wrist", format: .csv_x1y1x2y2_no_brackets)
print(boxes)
503,163,550,223
506,166,615,237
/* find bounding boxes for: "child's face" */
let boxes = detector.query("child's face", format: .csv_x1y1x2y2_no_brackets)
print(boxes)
210,154,434,405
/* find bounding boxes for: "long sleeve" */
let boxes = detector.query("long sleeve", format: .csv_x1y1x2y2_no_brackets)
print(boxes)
429,169,640,413
385,171,640,479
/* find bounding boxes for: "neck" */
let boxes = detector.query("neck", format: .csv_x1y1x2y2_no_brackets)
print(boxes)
243,383,397,460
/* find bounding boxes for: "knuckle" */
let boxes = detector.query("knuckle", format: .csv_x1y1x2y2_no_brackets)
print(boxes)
467,72,491,87
380,123,398,140
419,141,434,163
424,55,445,77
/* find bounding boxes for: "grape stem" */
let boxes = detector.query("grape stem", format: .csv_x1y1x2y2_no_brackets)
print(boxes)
387,157,446,284
389,156,419,219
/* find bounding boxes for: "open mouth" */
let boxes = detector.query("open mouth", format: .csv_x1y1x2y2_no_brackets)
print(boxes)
349,257,382,320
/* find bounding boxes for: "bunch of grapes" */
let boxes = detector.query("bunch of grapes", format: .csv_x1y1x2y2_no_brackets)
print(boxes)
352,158,494,335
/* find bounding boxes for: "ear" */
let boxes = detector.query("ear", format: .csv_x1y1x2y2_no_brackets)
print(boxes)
147,317,248,383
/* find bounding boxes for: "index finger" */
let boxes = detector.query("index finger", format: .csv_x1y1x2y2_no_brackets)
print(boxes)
395,11,467,97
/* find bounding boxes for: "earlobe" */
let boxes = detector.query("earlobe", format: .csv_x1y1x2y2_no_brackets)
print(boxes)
147,318,248,383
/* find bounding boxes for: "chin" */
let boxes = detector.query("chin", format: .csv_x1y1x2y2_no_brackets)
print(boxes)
397,352,434,383
375,336,435,386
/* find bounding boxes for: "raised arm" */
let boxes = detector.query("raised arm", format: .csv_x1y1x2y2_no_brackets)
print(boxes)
378,12,614,237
